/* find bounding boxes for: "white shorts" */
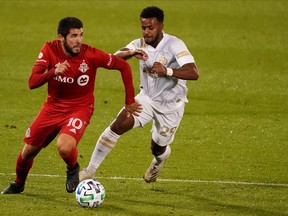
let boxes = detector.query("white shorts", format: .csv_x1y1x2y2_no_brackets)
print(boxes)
132,93,185,146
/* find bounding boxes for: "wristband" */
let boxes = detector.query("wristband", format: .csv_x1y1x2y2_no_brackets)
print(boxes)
166,68,173,76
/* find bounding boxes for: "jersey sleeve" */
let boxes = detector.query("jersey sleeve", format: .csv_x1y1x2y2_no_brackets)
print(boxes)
92,49,136,105
125,39,140,50
171,39,195,67
28,43,56,89
112,55,136,105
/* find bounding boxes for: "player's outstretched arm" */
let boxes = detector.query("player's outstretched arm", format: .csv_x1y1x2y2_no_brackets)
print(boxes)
115,48,148,61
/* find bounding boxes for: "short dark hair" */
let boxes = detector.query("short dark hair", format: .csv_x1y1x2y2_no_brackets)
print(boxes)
140,6,164,22
57,17,83,38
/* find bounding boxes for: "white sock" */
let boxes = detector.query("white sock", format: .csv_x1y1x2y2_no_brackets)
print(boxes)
86,127,120,175
154,145,171,165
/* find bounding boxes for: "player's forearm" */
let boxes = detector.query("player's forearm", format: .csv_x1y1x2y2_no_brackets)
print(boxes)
120,67,136,105
113,55,136,104
169,63,199,80
114,48,133,60
28,67,55,89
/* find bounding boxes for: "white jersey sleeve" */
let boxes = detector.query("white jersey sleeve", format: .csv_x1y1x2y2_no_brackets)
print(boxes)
170,39,195,67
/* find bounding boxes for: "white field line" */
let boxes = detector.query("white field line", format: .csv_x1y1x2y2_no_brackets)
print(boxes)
0,172,287,187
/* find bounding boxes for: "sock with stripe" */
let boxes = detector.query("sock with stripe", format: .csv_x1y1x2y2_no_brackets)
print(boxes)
87,126,119,175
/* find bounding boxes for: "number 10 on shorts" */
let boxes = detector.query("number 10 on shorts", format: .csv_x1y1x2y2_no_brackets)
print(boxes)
68,118,83,134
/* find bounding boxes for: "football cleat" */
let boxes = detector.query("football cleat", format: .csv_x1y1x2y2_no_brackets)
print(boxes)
66,162,80,193
144,157,169,183
79,168,93,182
1,182,25,194
144,147,171,183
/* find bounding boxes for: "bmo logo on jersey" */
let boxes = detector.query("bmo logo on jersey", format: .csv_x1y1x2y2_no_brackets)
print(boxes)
54,76,74,83
77,75,89,86
53,75,89,86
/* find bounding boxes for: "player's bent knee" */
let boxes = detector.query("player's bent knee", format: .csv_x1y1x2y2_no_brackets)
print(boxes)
56,134,77,156
21,144,42,160
57,144,74,157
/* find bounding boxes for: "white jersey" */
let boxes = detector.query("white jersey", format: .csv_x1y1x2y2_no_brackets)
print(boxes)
126,33,195,109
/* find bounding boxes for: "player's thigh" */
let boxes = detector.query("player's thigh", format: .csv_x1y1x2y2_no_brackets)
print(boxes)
59,108,92,144
132,93,154,128
23,108,61,147
152,105,185,146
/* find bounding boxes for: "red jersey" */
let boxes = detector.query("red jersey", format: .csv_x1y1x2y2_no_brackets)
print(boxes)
28,40,135,110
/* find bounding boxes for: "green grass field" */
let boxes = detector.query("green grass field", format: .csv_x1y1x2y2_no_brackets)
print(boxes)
0,1,287,215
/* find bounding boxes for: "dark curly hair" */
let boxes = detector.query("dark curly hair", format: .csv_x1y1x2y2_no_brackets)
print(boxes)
140,6,164,22
57,17,83,38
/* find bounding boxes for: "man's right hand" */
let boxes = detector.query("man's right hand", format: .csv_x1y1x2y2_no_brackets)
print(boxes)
125,100,143,117
131,49,148,61
55,60,70,75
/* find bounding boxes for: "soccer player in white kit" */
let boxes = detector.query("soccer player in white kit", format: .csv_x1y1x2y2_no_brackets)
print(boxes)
80,6,199,183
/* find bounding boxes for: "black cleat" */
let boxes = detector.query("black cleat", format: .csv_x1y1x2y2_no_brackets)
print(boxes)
66,162,80,193
1,182,24,194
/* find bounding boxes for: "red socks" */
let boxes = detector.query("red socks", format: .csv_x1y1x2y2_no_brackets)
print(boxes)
14,148,78,185
15,152,33,185
59,148,78,169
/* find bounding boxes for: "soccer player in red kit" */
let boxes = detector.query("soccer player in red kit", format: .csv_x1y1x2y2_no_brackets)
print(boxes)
1,17,142,194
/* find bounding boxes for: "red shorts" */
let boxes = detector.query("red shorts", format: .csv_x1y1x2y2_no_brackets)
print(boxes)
23,105,93,147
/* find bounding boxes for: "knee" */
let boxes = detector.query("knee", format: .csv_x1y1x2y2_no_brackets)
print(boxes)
56,135,76,156
110,124,125,135
110,119,133,135
110,111,134,135
56,141,74,156
22,144,42,160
